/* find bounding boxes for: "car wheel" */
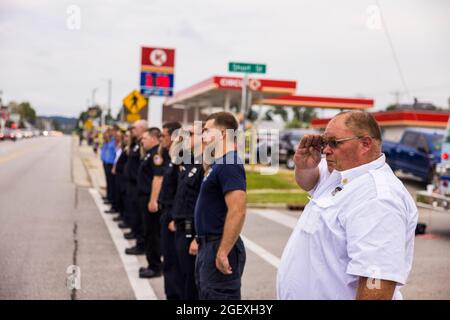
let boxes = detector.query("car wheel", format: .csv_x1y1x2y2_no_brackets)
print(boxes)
286,155,295,170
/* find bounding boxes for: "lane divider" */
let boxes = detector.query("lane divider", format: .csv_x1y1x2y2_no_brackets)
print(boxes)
241,235,281,269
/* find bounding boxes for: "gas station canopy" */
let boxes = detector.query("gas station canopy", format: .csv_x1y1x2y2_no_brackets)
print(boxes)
261,95,374,109
164,75,297,110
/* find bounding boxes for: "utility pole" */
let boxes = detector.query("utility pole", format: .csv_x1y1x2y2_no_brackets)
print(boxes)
92,88,97,107
390,90,400,108
241,73,248,129
107,79,112,124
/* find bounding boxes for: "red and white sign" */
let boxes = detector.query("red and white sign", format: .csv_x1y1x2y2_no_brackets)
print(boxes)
213,76,296,93
141,47,175,71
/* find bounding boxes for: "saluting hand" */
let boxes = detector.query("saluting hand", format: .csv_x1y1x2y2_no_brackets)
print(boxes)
216,250,232,275
294,134,322,170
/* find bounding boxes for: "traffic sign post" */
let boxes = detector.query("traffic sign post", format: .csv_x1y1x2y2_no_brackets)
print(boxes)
122,90,148,123
228,62,266,129
229,62,266,74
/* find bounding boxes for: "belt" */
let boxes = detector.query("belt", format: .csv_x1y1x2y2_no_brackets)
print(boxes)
175,219,193,230
196,234,222,245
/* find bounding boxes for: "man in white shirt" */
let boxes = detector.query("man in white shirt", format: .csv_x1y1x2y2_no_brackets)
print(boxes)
277,111,418,300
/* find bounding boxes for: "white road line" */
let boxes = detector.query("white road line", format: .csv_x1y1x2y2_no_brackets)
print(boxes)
89,188,158,300
248,208,297,230
241,235,281,269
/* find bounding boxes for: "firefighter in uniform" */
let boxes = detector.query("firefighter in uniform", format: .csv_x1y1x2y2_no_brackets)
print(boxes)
136,127,165,278
157,122,183,298
171,125,204,300
125,120,148,255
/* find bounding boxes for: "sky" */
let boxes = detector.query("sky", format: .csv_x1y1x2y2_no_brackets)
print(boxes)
0,0,449,118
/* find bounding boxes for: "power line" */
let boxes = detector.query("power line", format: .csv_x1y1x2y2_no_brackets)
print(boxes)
376,0,412,100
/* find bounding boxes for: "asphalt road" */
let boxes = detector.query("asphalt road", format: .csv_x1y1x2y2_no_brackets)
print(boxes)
0,136,134,299
0,136,449,299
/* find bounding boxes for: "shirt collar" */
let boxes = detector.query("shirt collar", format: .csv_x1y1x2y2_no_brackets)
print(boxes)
335,154,385,186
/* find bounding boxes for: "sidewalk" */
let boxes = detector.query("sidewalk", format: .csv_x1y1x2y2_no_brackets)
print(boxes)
72,136,107,195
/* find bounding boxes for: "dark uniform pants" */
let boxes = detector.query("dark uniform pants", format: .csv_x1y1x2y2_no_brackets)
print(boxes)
103,163,115,204
138,195,161,271
195,237,246,300
175,228,198,300
160,211,182,300
127,182,142,244
114,173,126,219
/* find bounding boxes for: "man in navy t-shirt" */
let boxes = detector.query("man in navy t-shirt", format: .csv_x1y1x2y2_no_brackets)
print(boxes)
194,112,247,300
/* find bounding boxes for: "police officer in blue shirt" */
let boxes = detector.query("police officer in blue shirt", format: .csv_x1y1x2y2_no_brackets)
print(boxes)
101,127,117,210
172,125,204,300
124,120,148,254
194,112,247,300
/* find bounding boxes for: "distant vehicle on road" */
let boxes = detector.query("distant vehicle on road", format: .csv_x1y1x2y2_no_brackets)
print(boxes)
0,128,17,141
383,128,444,184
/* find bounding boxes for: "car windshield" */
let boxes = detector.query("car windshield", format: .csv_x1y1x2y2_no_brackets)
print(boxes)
432,134,444,151
445,131,450,143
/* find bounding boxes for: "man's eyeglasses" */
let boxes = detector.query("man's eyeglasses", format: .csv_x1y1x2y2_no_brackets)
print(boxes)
321,136,363,149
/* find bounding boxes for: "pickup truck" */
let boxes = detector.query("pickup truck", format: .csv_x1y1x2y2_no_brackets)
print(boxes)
382,128,444,184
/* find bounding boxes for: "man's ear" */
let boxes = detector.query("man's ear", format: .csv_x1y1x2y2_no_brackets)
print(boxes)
360,136,373,152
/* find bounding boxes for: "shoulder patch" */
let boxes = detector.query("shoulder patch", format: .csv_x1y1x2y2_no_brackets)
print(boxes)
188,167,198,178
153,154,163,166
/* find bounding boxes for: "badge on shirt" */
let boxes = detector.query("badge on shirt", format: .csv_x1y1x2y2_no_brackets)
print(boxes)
188,167,198,178
153,154,163,166
133,144,139,152
144,153,151,161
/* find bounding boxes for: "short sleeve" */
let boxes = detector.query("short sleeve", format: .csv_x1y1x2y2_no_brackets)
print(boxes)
217,164,246,195
308,158,330,196
152,154,166,176
344,198,408,285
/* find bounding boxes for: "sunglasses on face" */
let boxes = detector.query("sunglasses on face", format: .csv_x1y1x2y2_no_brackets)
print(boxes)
320,136,363,149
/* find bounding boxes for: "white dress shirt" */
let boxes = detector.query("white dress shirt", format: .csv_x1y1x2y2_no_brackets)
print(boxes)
277,154,418,300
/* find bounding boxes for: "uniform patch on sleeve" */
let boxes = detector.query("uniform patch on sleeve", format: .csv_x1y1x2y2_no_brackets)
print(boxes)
153,154,163,166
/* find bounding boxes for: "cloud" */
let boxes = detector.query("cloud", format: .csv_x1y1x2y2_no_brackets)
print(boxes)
0,0,449,117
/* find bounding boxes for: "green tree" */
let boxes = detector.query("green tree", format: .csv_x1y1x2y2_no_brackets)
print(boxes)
264,106,288,121
8,101,37,124
386,104,397,111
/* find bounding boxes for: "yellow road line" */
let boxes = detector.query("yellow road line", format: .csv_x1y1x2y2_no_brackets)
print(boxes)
0,143,43,165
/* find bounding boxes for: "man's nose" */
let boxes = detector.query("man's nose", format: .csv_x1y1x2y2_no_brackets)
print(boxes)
322,144,333,155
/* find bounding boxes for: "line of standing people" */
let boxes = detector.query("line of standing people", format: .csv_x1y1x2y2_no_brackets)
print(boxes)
101,112,248,300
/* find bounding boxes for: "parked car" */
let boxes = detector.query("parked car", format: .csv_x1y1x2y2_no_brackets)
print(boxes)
382,128,444,184
257,128,319,169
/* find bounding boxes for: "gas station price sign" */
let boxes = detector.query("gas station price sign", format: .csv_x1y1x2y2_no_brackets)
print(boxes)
140,47,175,97
140,72,174,97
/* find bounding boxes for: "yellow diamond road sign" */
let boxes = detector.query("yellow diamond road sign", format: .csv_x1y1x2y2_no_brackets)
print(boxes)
123,90,147,114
